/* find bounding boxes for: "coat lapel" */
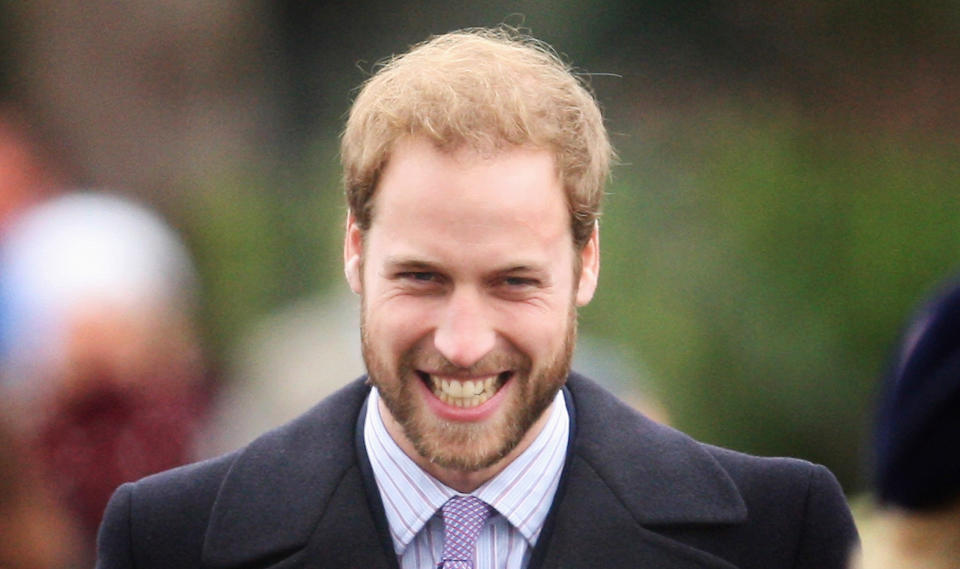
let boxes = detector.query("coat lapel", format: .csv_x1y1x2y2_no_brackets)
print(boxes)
293,463,397,569
537,375,748,569
201,378,395,569
540,455,738,569
200,373,751,568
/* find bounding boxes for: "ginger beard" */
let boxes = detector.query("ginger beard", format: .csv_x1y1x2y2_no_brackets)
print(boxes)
361,296,577,472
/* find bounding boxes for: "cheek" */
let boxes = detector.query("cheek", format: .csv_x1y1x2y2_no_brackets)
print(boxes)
365,296,435,349
499,305,571,357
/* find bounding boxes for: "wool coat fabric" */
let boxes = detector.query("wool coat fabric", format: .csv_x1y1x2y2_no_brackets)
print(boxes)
96,373,858,569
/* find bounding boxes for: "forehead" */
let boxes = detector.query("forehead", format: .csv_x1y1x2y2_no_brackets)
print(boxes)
365,137,573,265
373,137,566,227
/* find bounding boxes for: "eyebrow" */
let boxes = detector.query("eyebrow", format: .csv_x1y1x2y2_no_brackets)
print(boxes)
385,255,545,271
382,256,439,270
498,264,544,274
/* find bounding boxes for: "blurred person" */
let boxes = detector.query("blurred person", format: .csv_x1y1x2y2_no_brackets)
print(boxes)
0,192,211,556
854,277,960,569
97,28,856,569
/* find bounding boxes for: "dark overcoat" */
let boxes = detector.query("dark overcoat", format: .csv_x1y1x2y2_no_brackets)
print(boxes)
96,373,858,568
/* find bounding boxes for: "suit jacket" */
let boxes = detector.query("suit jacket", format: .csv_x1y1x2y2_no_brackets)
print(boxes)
96,373,858,569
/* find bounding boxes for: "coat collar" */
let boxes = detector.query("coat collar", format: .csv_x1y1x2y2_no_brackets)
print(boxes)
532,374,747,569
201,378,392,569
201,374,747,568
564,372,747,526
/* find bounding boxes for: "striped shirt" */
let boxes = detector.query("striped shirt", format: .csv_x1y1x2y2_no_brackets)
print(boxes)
364,387,569,569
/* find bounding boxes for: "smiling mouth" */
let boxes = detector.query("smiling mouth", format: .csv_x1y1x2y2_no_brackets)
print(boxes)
417,371,511,408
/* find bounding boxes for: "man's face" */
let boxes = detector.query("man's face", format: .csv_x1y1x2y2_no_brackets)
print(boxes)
344,136,598,474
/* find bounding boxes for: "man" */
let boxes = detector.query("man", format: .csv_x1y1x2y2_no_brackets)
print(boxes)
97,28,858,569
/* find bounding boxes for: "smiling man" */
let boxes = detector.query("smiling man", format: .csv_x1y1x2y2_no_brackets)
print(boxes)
97,28,858,569
348,137,589,494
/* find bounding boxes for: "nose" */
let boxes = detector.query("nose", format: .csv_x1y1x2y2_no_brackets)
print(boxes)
433,288,497,368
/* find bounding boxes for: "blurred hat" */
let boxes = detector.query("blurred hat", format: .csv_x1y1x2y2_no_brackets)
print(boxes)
0,191,197,388
875,277,960,510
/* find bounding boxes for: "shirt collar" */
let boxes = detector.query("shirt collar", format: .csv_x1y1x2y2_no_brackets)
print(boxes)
364,386,569,553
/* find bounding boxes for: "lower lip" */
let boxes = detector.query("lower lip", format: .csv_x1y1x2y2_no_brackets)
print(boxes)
418,374,512,422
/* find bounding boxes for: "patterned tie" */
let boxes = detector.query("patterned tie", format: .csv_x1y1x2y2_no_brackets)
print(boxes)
438,495,492,569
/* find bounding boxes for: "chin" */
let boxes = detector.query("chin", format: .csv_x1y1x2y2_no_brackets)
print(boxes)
390,365,564,472
407,407,526,471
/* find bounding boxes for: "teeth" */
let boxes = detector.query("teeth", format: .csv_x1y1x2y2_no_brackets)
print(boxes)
429,374,502,408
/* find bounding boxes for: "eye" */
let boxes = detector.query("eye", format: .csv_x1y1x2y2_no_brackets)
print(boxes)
393,271,450,292
503,276,538,287
494,275,544,297
398,271,437,282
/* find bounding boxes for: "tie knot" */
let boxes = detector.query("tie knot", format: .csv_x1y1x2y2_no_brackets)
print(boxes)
439,496,492,568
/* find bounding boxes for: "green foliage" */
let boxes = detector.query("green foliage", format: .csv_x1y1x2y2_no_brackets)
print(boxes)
585,105,960,489
177,149,345,356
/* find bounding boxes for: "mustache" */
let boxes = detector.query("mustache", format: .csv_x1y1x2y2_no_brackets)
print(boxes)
401,347,530,376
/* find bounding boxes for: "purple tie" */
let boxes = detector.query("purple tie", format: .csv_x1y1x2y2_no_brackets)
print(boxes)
438,496,492,569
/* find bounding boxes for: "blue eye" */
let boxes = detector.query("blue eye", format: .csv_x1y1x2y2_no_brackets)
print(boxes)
408,272,435,281
503,277,537,287
396,271,438,284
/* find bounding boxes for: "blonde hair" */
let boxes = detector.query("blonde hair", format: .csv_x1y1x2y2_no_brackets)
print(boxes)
341,27,613,249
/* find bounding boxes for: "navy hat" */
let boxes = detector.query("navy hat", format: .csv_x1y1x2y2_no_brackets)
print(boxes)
875,278,960,510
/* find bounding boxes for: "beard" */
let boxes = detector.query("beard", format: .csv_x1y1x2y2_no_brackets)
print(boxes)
361,301,577,472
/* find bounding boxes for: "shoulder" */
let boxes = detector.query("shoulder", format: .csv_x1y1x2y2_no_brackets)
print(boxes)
122,375,370,501
567,371,845,495
97,452,237,568
97,377,372,568
705,443,855,532
703,445,857,566
564,372,857,567
707,442,837,496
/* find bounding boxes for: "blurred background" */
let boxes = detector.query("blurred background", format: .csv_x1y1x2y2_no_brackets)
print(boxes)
0,1,957,563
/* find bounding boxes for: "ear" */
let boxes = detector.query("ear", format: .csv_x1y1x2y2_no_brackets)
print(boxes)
344,212,363,294
575,222,600,306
